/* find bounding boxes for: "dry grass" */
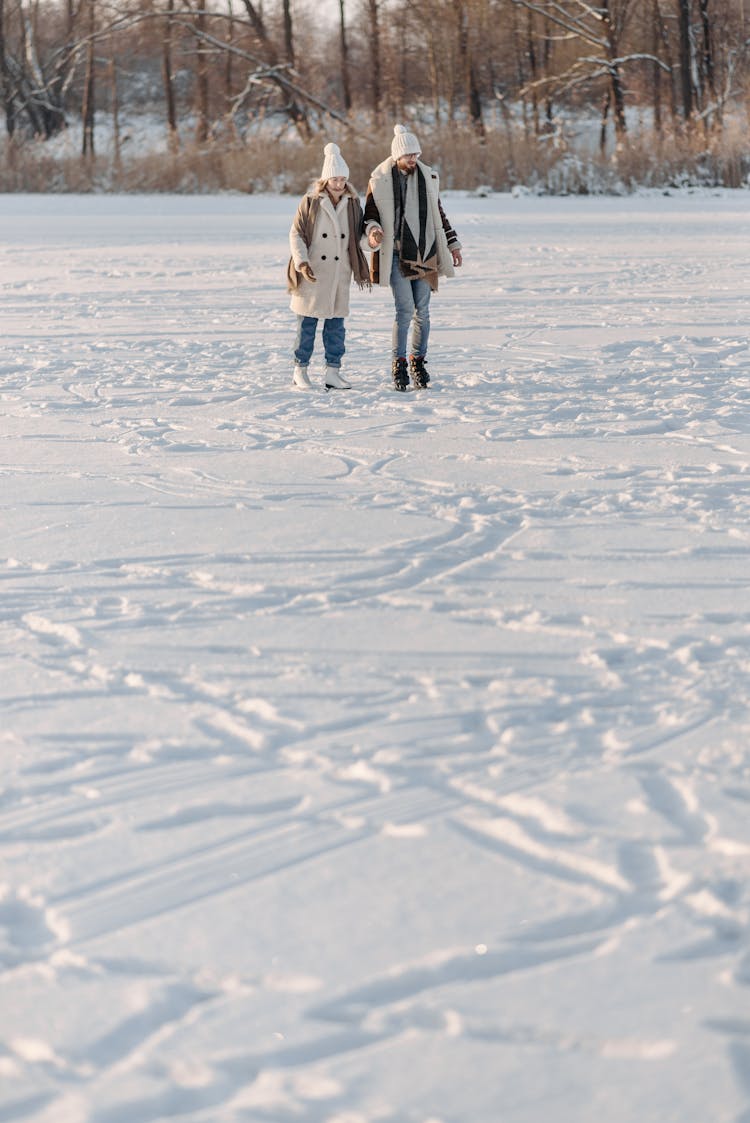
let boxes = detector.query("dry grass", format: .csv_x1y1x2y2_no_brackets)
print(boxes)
1,115,748,195
610,116,750,190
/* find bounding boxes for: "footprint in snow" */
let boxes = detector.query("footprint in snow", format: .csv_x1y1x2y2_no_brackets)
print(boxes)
0,886,69,967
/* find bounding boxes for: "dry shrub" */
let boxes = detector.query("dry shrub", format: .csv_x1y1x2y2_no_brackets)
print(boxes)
612,116,750,190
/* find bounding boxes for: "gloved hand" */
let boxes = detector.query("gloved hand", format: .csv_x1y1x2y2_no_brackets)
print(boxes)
299,262,316,282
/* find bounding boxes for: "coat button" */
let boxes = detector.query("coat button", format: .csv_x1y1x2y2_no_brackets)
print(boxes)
341,233,345,238
322,232,328,238
321,254,326,260
334,256,339,261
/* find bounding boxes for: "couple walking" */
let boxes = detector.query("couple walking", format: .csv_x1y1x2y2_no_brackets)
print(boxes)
287,124,463,392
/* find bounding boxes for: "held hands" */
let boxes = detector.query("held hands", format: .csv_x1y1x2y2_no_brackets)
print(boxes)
299,262,316,282
364,228,460,265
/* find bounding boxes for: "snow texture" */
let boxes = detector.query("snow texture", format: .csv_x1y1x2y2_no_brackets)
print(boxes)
1,189,750,1123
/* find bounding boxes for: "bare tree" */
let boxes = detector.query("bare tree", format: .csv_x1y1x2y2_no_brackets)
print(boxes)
238,0,274,58
108,27,120,168
510,0,665,140
81,0,95,156
193,4,209,142
0,0,84,140
516,4,555,135
366,0,381,120
698,0,718,122
676,0,693,118
651,0,680,125
162,0,178,148
455,0,483,133
232,0,312,135
0,0,15,136
424,0,444,123
338,0,352,112
224,0,234,109
674,0,722,125
282,0,294,66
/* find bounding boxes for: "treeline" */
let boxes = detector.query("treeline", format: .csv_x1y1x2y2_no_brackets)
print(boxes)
0,0,748,192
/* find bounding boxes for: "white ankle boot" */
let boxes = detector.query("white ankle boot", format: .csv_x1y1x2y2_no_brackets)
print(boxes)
325,365,351,390
293,364,312,389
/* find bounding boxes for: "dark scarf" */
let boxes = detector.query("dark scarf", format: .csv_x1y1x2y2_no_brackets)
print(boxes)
287,191,371,292
393,164,438,286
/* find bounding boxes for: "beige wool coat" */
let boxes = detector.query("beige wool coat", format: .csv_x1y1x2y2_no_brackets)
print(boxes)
289,185,363,319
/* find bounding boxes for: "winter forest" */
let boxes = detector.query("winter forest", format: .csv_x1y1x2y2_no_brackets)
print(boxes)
1,0,749,193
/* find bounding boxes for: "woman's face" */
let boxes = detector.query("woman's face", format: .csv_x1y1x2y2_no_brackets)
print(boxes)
327,176,347,196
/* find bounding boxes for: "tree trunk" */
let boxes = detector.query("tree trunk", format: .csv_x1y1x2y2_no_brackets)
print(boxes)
542,16,553,128
393,0,408,117
225,0,234,109
282,0,294,67
366,0,381,122
601,0,626,138
19,6,47,136
456,0,483,135
677,0,693,120
609,61,627,137
110,53,120,169
239,0,275,58
194,7,209,143
653,0,679,123
425,0,441,125
650,0,662,133
699,0,717,123
523,8,539,135
162,0,178,149
0,0,15,138
600,90,610,152
81,0,95,157
338,0,352,113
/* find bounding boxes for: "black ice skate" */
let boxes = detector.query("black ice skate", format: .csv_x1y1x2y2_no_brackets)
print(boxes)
391,357,409,392
409,355,430,389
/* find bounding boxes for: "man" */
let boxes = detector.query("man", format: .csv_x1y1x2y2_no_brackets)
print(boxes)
365,123,463,391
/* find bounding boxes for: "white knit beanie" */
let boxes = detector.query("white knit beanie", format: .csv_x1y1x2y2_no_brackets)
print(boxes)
391,123,421,160
320,142,349,180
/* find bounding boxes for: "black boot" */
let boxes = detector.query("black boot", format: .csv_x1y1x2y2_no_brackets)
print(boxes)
410,355,430,389
391,356,409,392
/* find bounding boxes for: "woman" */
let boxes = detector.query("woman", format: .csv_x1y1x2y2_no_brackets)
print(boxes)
287,142,370,390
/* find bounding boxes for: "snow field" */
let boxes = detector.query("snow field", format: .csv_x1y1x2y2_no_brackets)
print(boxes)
1,190,749,1123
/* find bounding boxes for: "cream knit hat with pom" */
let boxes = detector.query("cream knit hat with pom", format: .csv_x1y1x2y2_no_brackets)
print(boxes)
320,142,349,180
391,123,421,160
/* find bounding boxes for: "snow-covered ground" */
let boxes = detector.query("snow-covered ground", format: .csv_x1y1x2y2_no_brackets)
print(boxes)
1,189,749,1123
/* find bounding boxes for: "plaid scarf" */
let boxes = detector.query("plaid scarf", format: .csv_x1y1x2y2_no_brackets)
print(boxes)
395,165,438,285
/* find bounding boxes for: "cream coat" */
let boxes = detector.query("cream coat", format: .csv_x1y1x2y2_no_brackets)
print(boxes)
289,188,356,319
366,157,457,288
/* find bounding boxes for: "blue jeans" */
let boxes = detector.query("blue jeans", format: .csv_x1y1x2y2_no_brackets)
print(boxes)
293,315,346,367
390,254,431,359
